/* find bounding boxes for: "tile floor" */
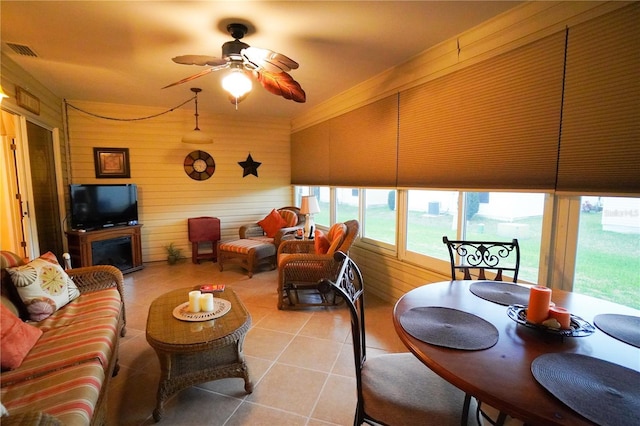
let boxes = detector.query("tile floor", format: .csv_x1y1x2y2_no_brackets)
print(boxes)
106,259,408,425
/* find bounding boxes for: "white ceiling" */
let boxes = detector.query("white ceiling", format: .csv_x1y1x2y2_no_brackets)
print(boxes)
1,1,521,119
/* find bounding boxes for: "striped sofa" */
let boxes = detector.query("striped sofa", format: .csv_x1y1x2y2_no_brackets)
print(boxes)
1,251,126,426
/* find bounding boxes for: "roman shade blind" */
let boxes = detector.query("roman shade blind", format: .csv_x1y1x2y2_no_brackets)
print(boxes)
397,31,566,190
556,3,640,194
291,124,331,185
291,95,398,187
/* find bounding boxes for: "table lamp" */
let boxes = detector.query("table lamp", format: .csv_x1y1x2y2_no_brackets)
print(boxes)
300,195,321,238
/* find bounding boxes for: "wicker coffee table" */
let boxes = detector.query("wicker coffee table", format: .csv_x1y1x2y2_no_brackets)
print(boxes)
146,287,252,421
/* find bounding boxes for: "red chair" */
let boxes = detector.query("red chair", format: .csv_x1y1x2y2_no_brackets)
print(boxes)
188,217,220,264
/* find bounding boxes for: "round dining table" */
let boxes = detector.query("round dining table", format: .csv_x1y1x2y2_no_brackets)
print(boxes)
392,280,640,426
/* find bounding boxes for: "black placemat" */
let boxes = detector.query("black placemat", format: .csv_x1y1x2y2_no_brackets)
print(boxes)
469,281,530,306
399,306,498,350
594,314,640,348
531,353,640,426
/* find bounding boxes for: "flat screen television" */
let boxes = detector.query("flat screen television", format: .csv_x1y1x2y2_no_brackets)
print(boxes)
69,184,138,230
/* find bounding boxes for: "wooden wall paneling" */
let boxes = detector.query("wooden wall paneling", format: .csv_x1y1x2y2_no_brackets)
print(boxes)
66,100,292,262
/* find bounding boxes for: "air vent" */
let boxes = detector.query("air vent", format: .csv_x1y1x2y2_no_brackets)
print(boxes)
6,43,38,57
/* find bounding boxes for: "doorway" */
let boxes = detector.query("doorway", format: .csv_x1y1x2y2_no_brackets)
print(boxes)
0,110,27,256
0,109,64,259
25,121,63,257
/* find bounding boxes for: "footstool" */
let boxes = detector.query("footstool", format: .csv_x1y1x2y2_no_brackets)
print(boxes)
218,239,277,278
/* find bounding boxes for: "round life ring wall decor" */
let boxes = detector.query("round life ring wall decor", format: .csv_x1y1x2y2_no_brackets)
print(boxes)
184,150,215,181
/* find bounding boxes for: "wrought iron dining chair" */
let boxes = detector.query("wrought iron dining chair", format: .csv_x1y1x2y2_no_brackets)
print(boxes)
443,236,520,425
322,251,474,426
442,236,520,282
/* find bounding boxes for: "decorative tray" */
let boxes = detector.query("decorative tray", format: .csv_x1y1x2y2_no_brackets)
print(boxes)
507,304,595,337
172,299,231,322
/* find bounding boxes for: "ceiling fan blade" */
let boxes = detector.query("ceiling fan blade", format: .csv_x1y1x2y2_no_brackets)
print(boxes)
256,70,306,103
172,55,227,67
241,47,299,73
162,67,215,89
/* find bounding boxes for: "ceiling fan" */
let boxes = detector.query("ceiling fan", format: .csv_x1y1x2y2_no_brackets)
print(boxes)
163,23,306,105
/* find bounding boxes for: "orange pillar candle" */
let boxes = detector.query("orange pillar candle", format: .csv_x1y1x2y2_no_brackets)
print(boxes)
527,286,552,324
548,306,571,329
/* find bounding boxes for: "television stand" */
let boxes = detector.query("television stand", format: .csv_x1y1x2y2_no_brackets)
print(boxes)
66,225,143,274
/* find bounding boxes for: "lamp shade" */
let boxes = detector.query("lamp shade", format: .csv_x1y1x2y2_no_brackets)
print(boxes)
182,129,213,144
301,195,321,215
222,67,252,99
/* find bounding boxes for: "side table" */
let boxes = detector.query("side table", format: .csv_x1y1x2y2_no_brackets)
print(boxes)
188,217,220,264
145,287,252,421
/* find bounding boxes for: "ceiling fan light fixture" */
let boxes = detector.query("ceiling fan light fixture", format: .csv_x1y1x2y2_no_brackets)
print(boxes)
182,87,213,144
222,65,252,100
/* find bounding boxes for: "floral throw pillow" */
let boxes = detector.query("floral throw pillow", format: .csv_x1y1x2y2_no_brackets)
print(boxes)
6,252,80,322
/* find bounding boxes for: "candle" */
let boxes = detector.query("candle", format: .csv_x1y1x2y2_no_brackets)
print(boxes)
527,285,552,324
188,290,201,313
548,306,571,329
200,293,214,312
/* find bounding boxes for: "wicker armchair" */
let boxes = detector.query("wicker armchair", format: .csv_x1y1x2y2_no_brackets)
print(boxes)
276,219,359,309
239,206,305,248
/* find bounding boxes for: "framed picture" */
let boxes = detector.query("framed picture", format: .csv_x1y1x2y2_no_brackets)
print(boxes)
16,86,41,115
93,148,130,178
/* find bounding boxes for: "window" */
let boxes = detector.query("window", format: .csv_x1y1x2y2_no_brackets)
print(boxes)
406,190,459,261
294,186,311,207
463,192,544,283
363,189,396,245
295,186,330,228
336,187,359,224
314,187,330,228
574,196,640,309
293,185,639,305
405,190,544,283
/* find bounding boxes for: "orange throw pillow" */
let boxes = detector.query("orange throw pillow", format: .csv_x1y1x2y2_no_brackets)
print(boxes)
1,303,43,370
314,230,331,254
258,209,288,238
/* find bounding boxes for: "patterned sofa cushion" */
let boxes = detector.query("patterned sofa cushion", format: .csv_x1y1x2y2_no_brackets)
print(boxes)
1,289,121,386
0,359,105,425
1,315,117,387
35,288,122,331
279,209,299,227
